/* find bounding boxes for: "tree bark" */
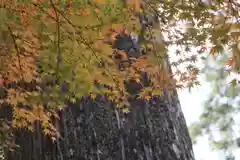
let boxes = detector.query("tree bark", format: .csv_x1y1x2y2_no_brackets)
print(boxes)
5,89,195,160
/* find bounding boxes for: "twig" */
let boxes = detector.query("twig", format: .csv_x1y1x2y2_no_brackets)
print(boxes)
49,0,62,84
49,1,64,160
7,24,24,81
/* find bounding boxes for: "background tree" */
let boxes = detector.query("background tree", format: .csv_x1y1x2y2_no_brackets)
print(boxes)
190,52,240,160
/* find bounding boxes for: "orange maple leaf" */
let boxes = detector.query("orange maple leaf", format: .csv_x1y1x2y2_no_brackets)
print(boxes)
145,96,151,102
48,8,55,17
226,58,233,66
0,75,3,86
210,48,215,56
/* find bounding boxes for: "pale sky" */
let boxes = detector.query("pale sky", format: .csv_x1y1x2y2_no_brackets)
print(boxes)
179,80,240,160
160,0,240,158
178,82,222,160
169,50,240,160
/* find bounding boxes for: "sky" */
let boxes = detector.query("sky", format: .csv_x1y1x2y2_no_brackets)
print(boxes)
169,52,240,160
158,1,240,158
168,46,219,160
179,80,240,160
159,0,240,158
178,82,222,160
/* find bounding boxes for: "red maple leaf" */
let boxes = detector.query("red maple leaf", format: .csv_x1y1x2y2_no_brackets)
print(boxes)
226,58,233,66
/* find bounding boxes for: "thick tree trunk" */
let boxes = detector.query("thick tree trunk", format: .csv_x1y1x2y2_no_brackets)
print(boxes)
4,1,195,160
5,91,194,160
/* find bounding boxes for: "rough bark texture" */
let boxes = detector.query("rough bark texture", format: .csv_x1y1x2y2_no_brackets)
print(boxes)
2,2,195,160
5,91,195,160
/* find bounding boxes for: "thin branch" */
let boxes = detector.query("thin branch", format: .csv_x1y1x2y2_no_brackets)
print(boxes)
53,5,125,94
7,24,24,81
50,0,62,84
49,1,64,160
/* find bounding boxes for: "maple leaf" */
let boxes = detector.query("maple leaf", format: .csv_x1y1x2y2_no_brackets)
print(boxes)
48,8,55,17
210,48,215,56
122,107,130,113
0,74,4,86
145,95,151,102
226,58,233,66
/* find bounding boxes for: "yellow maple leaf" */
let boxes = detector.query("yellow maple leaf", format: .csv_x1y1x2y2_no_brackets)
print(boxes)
210,48,215,56
122,107,130,113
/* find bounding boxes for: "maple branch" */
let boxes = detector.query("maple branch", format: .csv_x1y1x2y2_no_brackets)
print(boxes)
228,0,240,22
48,2,131,101
48,4,99,51
49,1,64,160
7,24,24,81
52,6,116,75
50,0,62,85
230,0,240,7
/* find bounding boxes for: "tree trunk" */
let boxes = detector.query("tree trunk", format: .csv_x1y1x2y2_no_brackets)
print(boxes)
5,87,195,160
4,1,195,160
6,91,195,160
